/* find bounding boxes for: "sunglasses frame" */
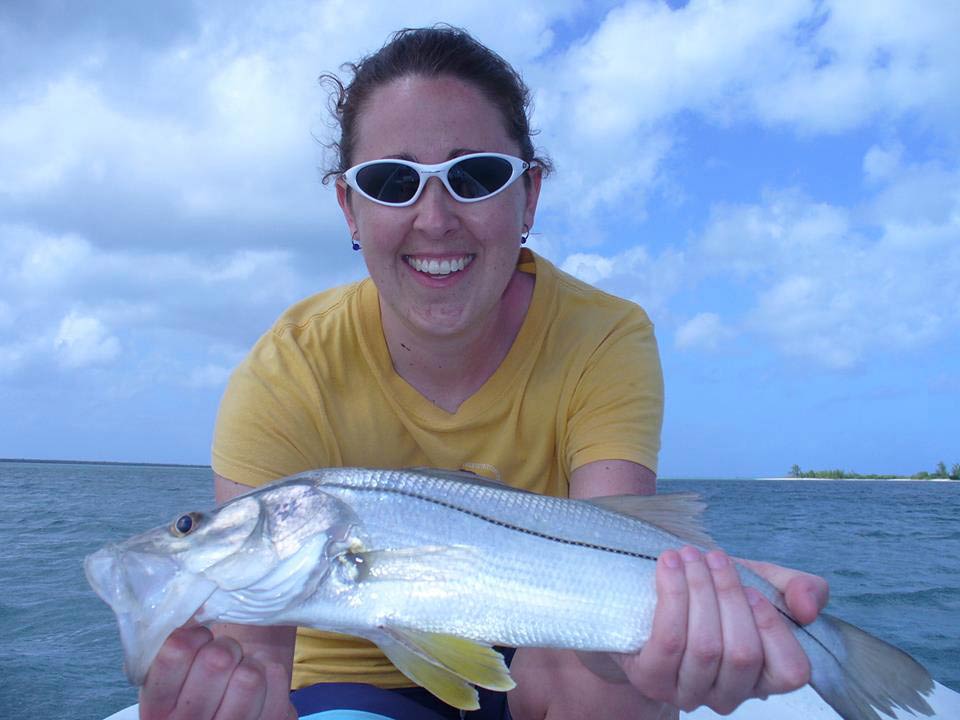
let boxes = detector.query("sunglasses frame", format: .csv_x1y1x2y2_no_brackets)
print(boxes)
341,152,532,207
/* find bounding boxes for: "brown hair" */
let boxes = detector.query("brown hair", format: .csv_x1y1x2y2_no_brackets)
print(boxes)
319,25,552,183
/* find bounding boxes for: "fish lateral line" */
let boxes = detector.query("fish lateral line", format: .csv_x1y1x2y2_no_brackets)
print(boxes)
320,481,659,563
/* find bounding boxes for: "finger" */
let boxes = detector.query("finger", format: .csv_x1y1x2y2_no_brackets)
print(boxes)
173,636,243,718
783,574,829,625
140,626,215,720
258,659,297,720
737,559,828,625
745,587,811,696
705,551,763,714
624,549,688,703
675,546,722,710
212,657,267,720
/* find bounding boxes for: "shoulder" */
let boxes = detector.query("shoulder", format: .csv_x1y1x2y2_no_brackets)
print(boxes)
236,278,372,380
530,251,654,340
268,279,369,342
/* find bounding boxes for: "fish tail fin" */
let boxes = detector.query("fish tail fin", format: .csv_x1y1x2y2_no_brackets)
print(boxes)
805,612,934,720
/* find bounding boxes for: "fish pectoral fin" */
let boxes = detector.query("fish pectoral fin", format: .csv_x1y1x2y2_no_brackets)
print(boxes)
371,627,514,709
586,492,716,548
352,545,478,584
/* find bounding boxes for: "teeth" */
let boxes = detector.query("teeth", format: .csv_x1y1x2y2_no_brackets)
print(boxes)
407,255,473,276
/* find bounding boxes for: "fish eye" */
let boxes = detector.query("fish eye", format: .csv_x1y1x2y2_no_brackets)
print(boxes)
171,512,202,537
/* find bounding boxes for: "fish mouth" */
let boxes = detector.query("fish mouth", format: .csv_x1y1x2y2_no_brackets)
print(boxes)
85,545,217,684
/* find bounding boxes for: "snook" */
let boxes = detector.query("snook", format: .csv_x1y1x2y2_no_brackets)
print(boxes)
84,467,934,718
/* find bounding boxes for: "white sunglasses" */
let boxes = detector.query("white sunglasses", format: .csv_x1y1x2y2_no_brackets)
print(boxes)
341,152,532,207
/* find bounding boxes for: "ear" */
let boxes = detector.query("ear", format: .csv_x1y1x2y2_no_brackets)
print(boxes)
336,178,359,238
522,165,543,233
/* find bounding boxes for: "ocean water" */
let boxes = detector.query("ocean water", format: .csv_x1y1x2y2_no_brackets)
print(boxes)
1,461,958,719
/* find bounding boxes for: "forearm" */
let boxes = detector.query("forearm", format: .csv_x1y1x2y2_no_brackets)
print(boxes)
508,647,677,720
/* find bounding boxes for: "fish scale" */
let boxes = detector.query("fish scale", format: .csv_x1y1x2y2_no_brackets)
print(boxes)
310,468,661,650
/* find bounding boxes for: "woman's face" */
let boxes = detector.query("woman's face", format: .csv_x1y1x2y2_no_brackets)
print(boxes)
337,74,541,341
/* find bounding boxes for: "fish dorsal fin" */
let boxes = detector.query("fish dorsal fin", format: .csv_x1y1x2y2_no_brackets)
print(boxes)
406,466,536,494
587,492,716,548
370,627,514,710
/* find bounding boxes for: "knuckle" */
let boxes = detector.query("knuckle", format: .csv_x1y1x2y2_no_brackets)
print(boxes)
198,639,241,674
691,639,723,666
154,628,210,668
776,655,812,690
655,629,687,659
232,660,266,692
728,644,762,673
751,600,782,632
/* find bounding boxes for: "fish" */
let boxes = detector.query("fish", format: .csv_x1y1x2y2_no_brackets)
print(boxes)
84,467,935,718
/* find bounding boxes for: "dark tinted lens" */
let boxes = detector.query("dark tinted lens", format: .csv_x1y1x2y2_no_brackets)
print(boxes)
448,157,513,199
355,163,421,203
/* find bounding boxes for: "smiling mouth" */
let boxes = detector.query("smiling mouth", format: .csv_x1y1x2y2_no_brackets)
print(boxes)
404,254,475,276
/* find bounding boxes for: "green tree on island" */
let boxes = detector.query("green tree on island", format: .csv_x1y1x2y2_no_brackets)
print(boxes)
788,463,960,480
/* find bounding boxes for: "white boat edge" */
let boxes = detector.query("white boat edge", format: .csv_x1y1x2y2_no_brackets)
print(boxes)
102,681,960,719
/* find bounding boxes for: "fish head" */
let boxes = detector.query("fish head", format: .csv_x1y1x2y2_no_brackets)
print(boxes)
84,480,361,685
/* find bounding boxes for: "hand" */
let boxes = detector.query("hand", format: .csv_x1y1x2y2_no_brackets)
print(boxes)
139,626,297,720
615,547,829,715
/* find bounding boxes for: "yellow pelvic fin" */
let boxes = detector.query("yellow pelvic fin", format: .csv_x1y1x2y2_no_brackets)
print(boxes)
389,627,516,693
371,629,480,710
370,627,515,710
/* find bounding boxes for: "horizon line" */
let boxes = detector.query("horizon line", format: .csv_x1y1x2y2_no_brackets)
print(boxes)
0,457,211,469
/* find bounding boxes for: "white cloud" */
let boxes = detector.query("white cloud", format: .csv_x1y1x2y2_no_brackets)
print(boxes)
185,363,234,389
863,143,904,185
560,245,688,322
524,0,960,248
675,312,735,351
694,157,960,368
0,222,319,378
54,311,121,368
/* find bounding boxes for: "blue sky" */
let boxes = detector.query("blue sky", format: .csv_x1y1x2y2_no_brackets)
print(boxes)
1,1,958,477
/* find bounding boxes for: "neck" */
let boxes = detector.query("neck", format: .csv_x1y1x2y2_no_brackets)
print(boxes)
381,269,534,413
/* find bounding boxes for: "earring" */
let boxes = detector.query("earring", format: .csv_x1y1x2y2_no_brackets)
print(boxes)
351,233,361,251
520,225,530,244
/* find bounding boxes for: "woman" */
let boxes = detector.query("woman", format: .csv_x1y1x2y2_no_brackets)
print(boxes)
138,26,827,720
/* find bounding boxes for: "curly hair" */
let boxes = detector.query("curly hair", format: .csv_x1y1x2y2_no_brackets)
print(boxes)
319,25,552,183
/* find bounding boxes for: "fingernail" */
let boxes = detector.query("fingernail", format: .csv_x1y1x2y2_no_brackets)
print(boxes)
680,546,700,563
662,550,681,569
706,551,729,570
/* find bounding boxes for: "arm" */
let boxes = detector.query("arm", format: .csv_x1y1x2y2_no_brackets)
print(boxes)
508,460,667,720
138,474,298,720
508,460,829,720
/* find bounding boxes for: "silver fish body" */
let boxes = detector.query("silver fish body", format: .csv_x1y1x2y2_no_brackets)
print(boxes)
85,467,934,718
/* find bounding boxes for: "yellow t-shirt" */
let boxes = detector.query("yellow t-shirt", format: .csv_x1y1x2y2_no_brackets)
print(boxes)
211,248,663,689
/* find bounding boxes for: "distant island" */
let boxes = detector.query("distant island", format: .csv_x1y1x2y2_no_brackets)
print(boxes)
788,462,959,480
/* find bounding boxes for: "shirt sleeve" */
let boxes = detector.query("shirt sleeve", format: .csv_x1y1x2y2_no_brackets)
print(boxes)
211,328,336,487
564,307,664,475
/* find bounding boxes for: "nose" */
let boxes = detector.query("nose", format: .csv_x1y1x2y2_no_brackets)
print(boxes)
411,176,460,238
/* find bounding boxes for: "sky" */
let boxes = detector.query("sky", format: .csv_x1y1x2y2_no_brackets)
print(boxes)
1,0,958,477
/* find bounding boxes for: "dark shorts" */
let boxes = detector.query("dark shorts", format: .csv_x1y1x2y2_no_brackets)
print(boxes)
290,648,515,720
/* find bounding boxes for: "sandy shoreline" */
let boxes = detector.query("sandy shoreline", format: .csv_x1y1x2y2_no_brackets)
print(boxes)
754,476,956,482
